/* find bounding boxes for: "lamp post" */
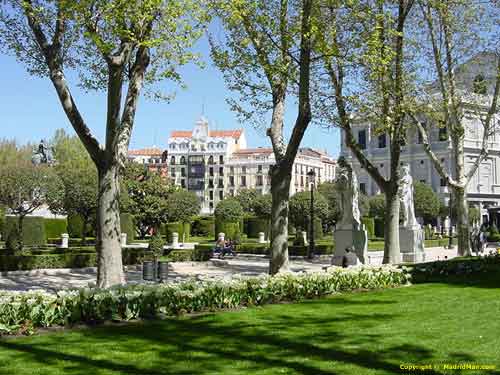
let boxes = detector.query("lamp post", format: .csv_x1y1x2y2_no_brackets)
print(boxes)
307,169,316,259
448,190,453,249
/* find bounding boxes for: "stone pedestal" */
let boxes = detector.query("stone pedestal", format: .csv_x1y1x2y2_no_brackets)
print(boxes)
61,233,69,249
218,233,225,242
332,227,368,266
258,232,266,244
120,233,127,247
172,232,179,248
399,226,425,263
300,231,308,246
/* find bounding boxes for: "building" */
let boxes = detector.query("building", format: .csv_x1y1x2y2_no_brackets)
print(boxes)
168,117,337,213
340,53,500,223
127,147,169,178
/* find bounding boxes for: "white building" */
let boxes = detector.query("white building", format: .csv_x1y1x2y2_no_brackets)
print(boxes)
127,147,169,177
340,53,500,223
168,117,336,213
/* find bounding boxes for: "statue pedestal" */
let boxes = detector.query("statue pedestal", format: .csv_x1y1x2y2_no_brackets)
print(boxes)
332,228,368,266
399,226,425,263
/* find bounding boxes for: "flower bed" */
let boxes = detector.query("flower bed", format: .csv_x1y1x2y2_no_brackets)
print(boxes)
0,265,409,335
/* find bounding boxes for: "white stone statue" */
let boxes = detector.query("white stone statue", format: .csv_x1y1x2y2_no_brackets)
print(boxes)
336,157,361,230
399,165,419,229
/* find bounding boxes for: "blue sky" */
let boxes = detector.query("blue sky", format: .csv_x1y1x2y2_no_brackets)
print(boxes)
0,33,340,157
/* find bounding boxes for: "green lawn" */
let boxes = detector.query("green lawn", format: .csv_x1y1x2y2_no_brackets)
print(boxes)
1,269,499,375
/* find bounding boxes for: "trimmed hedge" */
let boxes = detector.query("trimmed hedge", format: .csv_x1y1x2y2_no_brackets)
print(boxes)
313,218,323,240
374,218,384,238
162,222,191,243
120,213,135,244
361,217,375,239
67,214,85,239
191,216,215,238
0,207,5,237
3,216,47,250
44,218,68,240
164,247,212,262
244,216,270,239
214,220,240,240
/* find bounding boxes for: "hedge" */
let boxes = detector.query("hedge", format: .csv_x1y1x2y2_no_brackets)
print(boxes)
244,216,270,239
361,217,375,239
3,216,47,250
44,218,68,240
67,214,85,239
120,213,135,244
164,247,212,262
374,218,384,238
0,207,5,237
214,220,240,240
191,216,215,238
0,265,410,335
162,222,191,243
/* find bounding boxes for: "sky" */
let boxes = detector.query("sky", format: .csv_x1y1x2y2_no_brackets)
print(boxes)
0,31,340,157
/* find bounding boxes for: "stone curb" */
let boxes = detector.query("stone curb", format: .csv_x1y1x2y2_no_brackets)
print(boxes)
0,267,97,277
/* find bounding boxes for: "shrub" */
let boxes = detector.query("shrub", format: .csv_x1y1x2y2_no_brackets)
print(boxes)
3,216,47,251
0,265,410,335
67,214,85,239
313,218,323,240
162,222,191,243
44,218,68,240
0,207,5,237
361,217,375,239
487,224,500,242
191,216,215,237
148,234,165,260
120,213,135,244
244,216,270,239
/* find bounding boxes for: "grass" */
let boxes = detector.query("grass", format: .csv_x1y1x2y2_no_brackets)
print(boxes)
1,266,499,375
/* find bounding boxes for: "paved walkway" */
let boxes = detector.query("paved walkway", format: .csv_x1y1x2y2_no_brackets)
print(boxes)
0,245,496,293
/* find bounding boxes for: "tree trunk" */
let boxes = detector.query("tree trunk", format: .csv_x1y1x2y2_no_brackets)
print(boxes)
269,166,292,275
96,163,124,288
383,188,401,264
454,186,470,256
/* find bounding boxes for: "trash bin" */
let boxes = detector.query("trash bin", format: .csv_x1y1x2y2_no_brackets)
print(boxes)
158,261,169,283
142,261,155,281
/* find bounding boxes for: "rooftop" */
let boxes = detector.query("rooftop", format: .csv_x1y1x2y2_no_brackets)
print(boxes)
128,147,163,156
170,129,244,140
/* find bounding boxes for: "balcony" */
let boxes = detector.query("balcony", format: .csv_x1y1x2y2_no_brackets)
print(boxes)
188,181,205,191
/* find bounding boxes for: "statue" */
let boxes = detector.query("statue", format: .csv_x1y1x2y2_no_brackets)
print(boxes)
335,157,361,230
32,139,55,165
399,165,419,229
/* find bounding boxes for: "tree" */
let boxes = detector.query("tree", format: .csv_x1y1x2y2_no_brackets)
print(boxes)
0,1,207,287
368,194,386,219
409,0,500,256
210,0,314,274
414,181,440,223
47,130,98,240
315,0,416,263
252,193,272,219
289,191,329,231
122,162,175,237
214,198,244,223
317,182,341,230
166,190,201,241
234,188,258,214
0,145,62,251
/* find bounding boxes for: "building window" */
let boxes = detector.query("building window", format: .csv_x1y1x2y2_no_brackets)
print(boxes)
229,176,235,187
170,156,175,165
209,179,214,188
181,168,186,177
420,160,424,165
359,183,366,194
256,175,263,186
209,202,214,209
440,178,447,187
230,166,234,174
229,189,234,196
242,166,247,174
219,190,224,200
170,167,175,177
209,167,214,177
439,124,448,141
358,129,367,150
218,178,224,188
378,134,386,148
208,155,214,164
180,156,186,165
420,179,426,184
241,175,247,186
180,179,185,188
257,165,263,173
219,167,224,176
473,74,487,95
300,175,304,187
219,155,224,164
209,190,214,201
380,163,384,168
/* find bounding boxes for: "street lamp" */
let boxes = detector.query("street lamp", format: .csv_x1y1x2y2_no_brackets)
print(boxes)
448,190,453,249
307,169,316,259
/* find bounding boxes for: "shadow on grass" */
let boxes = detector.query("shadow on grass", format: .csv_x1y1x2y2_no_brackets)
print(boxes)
2,294,496,375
